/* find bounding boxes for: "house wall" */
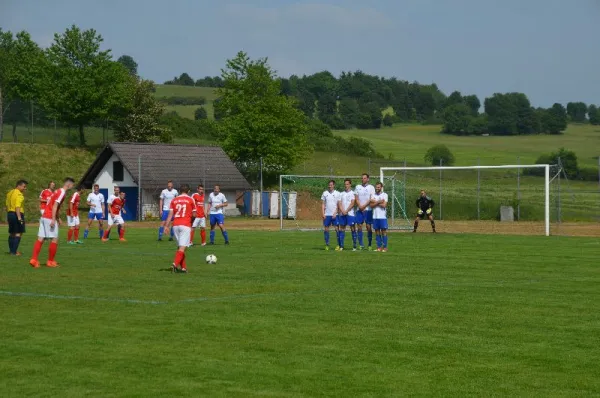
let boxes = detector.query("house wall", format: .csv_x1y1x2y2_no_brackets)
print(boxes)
94,154,137,190
140,189,240,219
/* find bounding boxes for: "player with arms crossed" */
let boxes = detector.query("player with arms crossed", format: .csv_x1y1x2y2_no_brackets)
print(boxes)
103,189,127,242
190,184,207,246
208,185,229,245
168,184,196,273
321,180,339,251
354,174,375,250
30,177,74,268
370,182,389,252
84,184,105,239
67,186,84,244
39,181,55,216
158,181,178,241
338,179,358,251
414,190,436,233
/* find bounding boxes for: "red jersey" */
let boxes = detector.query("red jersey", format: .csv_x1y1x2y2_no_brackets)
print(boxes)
169,194,195,227
191,193,205,217
67,192,81,217
109,197,125,216
39,189,53,211
43,188,67,219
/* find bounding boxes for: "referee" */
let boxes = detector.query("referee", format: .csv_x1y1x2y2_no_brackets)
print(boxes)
6,179,28,255
413,189,436,233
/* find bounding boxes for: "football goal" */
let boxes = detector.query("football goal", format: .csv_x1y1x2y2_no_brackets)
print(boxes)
278,174,412,231
379,164,558,236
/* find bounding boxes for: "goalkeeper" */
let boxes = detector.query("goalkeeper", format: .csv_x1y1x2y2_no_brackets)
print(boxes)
413,190,436,233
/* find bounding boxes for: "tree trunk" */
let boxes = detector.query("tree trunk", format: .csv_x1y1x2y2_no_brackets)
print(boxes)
12,123,17,142
79,123,85,146
0,85,3,142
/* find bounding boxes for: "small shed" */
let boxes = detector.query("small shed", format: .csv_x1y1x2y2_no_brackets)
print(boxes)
79,142,251,220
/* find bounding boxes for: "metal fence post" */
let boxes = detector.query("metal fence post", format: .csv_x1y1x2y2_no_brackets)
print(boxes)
403,158,407,194
517,156,521,221
477,157,480,220
138,155,142,221
557,157,561,223
439,158,443,220
368,158,371,176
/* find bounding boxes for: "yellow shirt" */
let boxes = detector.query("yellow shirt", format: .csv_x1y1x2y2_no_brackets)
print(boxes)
6,189,24,212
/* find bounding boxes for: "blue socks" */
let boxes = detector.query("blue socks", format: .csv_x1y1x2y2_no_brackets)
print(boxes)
383,235,388,248
368,231,373,246
83,229,89,239
170,226,174,237
358,230,364,247
8,236,15,254
99,229,104,239
376,234,382,248
324,231,330,246
351,231,357,248
339,231,345,248
210,230,215,243
158,226,164,239
222,230,229,243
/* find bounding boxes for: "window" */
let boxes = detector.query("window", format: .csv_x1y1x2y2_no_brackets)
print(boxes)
113,161,124,182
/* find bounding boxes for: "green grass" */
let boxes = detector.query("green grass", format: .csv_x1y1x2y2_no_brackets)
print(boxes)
164,102,215,121
1,229,599,396
154,85,219,101
336,123,600,168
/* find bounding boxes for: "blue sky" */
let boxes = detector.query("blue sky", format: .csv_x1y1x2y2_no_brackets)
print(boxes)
1,0,599,107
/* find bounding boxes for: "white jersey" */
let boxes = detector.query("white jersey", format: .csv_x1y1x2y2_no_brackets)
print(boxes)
339,190,356,217
87,192,105,213
209,192,228,214
371,192,388,219
107,194,117,205
355,184,375,211
160,188,178,211
321,190,339,217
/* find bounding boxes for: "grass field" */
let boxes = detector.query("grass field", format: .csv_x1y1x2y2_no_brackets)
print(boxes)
1,227,599,396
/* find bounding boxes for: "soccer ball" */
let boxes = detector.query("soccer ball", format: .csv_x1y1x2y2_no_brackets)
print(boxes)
205,254,217,264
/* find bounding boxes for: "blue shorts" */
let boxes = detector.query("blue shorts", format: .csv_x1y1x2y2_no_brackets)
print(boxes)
323,216,337,227
88,212,103,220
210,214,225,226
355,210,373,225
373,218,388,230
161,210,171,221
338,215,355,227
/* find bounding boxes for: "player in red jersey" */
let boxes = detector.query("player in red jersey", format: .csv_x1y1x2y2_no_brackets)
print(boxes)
168,184,196,273
189,184,207,246
39,181,55,216
102,191,127,242
30,177,74,268
67,186,84,244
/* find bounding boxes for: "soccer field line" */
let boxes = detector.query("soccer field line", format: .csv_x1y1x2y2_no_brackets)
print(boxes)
0,289,331,306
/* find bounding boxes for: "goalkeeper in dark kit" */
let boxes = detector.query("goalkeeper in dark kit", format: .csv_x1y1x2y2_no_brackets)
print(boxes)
414,190,436,233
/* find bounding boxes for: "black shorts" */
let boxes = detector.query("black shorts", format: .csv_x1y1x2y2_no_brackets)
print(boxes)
7,212,25,234
417,210,433,219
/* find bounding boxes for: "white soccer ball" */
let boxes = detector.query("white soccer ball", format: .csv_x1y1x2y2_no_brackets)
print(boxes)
205,254,217,264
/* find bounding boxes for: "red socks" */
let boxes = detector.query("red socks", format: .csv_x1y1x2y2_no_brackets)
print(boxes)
103,230,110,239
181,253,187,269
190,229,195,244
119,228,125,239
67,229,73,241
48,242,58,261
32,240,43,260
74,228,80,241
200,229,206,244
173,251,184,266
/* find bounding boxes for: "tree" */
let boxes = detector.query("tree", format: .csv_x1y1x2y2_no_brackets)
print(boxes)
194,107,208,120
316,91,338,127
424,144,455,166
117,55,138,76
338,98,360,128
114,79,172,143
295,89,316,118
356,101,382,129
566,102,587,123
41,25,132,146
484,92,534,135
382,113,394,127
535,148,578,179
463,95,480,116
588,104,599,125
441,103,471,135
541,103,567,134
216,51,312,181
177,72,194,86
445,91,463,108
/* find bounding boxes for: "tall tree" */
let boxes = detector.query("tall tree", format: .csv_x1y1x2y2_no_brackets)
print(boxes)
445,91,463,108
114,79,172,143
441,103,471,135
216,51,312,181
463,95,480,116
338,98,360,128
541,103,568,134
588,104,599,125
566,102,588,123
295,89,316,118
316,91,339,127
117,55,138,76
41,25,132,145
177,72,194,86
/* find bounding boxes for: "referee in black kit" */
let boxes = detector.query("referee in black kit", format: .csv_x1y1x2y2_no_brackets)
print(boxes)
413,190,436,233
6,179,28,255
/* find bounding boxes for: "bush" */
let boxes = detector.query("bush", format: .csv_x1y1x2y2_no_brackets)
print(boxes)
194,107,208,120
158,96,206,106
306,118,383,158
424,144,455,166
160,112,218,140
382,114,394,127
577,167,598,181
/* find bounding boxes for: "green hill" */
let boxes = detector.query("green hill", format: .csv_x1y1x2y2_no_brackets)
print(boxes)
154,85,218,120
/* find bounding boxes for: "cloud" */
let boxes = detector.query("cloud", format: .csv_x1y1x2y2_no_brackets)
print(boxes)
224,2,392,31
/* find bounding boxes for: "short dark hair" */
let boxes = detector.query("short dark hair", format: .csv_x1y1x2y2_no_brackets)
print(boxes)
180,184,190,193
48,181,55,188
77,185,84,191
362,173,369,178
16,179,28,187
167,180,173,184
328,180,335,185
376,181,383,188
64,177,75,183
214,184,220,189
120,191,126,196
344,179,352,184
197,184,203,189
93,184,99,188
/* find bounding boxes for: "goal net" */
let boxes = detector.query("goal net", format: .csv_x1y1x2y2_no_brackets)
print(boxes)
278,175,412,231
380,164,558,236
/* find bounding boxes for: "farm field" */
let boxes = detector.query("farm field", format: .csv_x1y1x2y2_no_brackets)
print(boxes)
1,228,599,396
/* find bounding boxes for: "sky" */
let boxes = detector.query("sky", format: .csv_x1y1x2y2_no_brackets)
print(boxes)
1,0,599,107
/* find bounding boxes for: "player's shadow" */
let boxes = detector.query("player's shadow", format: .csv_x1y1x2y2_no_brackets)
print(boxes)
158,267,174,272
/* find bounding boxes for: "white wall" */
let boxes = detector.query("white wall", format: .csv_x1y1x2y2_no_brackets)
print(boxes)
140,189,239,219
94,154,136,190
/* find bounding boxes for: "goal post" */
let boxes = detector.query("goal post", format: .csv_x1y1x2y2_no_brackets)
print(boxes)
380,164,553,236
278,174,412,231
